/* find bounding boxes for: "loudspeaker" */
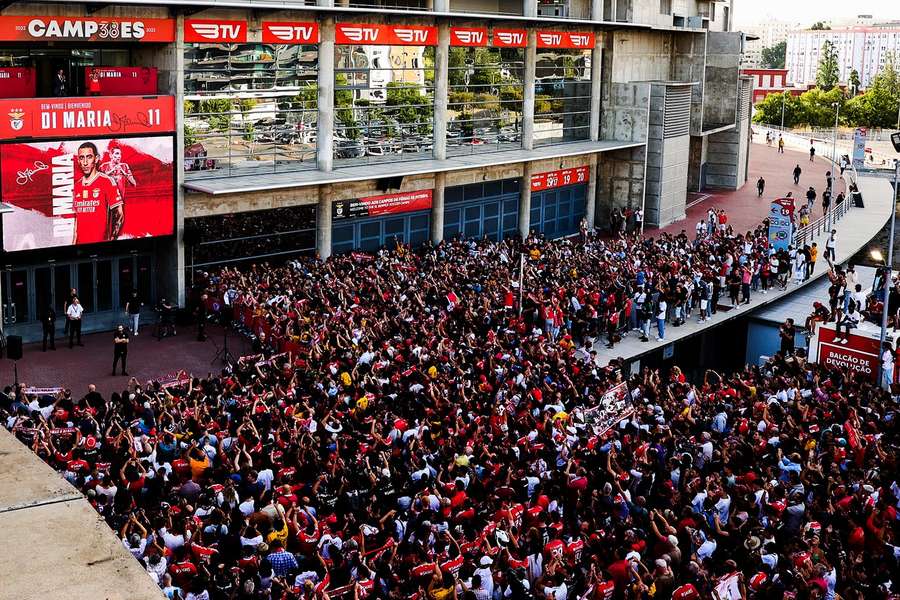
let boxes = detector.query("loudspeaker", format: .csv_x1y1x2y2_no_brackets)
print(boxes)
376,176,404,192
7,335,23,361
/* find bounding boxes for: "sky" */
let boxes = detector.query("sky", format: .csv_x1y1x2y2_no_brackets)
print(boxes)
733,0,900,27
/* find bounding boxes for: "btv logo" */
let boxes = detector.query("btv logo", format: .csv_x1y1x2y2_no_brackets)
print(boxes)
452,29,485,45
394,27,429,43
495,31,524,46
340,26,380,42
266,24,316,43
569,34,592,47
188,21,244,41
539,32,562,46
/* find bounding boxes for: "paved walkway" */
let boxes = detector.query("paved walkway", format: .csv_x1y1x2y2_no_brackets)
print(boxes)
593,166,894,365
0,427,164,599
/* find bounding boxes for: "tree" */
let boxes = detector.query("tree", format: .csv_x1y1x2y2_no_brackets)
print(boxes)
816,40,840,91
760,41,787,69
810,21,830,30
752,91,803,128
843,54,900,128
848,69,861,96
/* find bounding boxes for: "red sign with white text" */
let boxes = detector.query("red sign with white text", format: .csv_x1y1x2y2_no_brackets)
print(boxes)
0,96,175,141
450,27,488,47
262,21,319,44
531,166,590,192
0,67,35,98
815,326,879,381
492,28,527,48
332,190,433,220
0,16,174,42
184,19,247,43
1,136,175,251
335,23,437,46
83,67,157,96
537,31,595,49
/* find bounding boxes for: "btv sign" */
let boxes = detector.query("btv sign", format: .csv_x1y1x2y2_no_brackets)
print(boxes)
184,19,246,43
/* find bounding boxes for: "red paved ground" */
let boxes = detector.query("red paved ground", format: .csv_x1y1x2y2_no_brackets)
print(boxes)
0,143,834,396
0,323,252,396
656,143,841,236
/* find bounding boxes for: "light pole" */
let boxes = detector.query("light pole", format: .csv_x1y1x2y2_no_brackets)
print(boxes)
781,92,786,130
876,159,900,388
831,102,840,165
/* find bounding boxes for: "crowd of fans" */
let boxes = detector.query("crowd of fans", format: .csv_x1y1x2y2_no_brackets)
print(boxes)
3,216,899,600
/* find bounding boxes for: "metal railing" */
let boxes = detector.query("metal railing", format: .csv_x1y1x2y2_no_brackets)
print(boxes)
792,155,858,248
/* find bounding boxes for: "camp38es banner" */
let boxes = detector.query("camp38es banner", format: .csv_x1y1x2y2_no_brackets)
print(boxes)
1,136,174,251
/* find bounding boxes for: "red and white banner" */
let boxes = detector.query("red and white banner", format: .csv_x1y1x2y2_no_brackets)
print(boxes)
332,190,433,220
536,31,595,49
450,27,488,47
492,28,527,48
1,136,175,251
531,166,590,192
0,67,35,99
184,19,247,43
83,67,157,96
0,96,175,140
815,326,879,381
336,23,438,46
262,21,319,44
0,16,174,42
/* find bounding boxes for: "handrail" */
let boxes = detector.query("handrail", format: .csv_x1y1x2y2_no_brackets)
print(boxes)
791,154,857,249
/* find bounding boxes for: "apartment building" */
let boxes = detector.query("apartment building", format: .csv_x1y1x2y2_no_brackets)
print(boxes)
0,0,749,341
786,24,900,89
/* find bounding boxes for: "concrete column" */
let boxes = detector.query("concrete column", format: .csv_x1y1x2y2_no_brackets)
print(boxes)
522,29,537,151
585,153,599,229
173,13,186,306
518,162,533,238
431,172,446,243
316,186,333,260
432,0,448,12
433,24,450,160
317,18,335,172
523,0,537,17
589,42,602,142
317,0,334,6
591,0,604,20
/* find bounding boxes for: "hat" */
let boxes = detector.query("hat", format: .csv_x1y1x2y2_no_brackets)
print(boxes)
479,556,493,566
85,435,97,449
744,536,762,551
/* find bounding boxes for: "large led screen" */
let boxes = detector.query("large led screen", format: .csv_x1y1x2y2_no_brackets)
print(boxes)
1,136,174,251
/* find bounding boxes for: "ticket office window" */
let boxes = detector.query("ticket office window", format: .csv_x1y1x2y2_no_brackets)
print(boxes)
334,45,435,167
529,184,586,239
447,47,525,156
332,212,431,255
533,49,592,146
184,43,319,177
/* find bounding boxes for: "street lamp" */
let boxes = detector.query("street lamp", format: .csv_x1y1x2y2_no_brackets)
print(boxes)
831,102,840,165
876,160,900,389
781,92,786,130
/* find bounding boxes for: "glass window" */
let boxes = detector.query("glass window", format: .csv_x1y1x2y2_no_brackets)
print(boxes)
77,263,94,313
447,46,525,156
334,45,435,167
188,206,317,267
184,43,318,178
534,48,592,146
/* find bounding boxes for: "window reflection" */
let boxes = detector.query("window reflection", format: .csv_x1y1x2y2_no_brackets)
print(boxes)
447,47,525,157
333,45,435,167
184,43,318,178
534,49,592,146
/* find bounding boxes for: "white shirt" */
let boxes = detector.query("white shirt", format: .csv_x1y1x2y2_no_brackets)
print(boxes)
657,301,667,320
67,303,83,320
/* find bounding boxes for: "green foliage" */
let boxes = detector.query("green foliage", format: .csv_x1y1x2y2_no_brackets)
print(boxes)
752,88,845,128
848,69,861,96
760,41,786,69
198,98,233,132
385,82,432,134
810,21,830,30
799,87,845,127
816,40,840,91
183,123,196,147
843,55,900,128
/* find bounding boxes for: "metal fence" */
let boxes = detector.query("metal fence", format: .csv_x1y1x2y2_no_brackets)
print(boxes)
792,155,858,248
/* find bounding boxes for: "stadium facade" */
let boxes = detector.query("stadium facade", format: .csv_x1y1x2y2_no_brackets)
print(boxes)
0,0,750,339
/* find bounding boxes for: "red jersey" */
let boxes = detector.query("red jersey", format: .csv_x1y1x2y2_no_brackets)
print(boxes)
672,583,700,600
594,580,615,600
74,171,121,244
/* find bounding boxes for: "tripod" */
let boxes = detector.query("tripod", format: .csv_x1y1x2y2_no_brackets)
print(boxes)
210,323,236,366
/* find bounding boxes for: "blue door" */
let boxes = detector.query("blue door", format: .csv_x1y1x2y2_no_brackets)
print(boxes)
531,183,587,239
332,211,431,255
443,178,520,242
